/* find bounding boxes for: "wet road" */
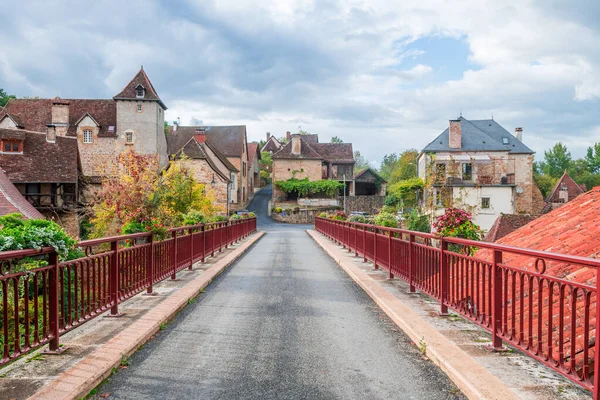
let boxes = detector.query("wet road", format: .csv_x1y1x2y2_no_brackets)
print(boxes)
93,187,462,399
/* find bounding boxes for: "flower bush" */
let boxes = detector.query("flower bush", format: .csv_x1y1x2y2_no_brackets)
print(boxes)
248,212,257,218
406,210,430,233
330,211,347,221
122,217,168,239
433,208,482,254
348,215,366,223
317,212,327,218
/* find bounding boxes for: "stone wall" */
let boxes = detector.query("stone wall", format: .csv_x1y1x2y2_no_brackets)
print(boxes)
271,208,321,224
178,159,229,211
337,195,386,214
272,159,322,200
513,154,535,214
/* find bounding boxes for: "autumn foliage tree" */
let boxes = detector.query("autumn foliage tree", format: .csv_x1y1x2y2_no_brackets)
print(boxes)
90,151,222,237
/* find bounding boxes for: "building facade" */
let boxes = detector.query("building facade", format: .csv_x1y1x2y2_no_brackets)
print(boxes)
418,117,544,232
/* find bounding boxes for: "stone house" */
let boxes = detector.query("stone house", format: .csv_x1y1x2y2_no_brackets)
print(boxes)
247,142,261,193
354,168,387,196
169,132,238,211
167,125,250,211
272,133,355,201
261,132,283,153
0,67,168,203
418,117,545,232
0,127,78,234
541,171,586,213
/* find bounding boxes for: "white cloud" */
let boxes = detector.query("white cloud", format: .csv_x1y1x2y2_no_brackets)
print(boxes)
0,0,598,163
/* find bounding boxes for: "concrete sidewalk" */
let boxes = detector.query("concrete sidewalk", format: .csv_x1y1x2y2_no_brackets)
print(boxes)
308,229,591,400
0,231,264,400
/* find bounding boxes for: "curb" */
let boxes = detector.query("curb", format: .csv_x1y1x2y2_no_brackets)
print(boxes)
29,231,265,400
307,229,518,400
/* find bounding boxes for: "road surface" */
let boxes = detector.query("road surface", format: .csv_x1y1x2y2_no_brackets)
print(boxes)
93,186,462,399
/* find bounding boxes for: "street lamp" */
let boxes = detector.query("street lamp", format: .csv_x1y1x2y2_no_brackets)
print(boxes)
211,174,216,188
343,173,346,214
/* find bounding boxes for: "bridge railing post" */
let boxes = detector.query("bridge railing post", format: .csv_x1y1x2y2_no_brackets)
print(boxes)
408,234,416,293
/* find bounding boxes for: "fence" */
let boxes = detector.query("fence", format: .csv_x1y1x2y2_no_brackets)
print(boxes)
0,217,256,367
315,217,600,398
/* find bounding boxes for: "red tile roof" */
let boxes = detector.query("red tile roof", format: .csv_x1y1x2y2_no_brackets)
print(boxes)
113,67,166,109
261,136,282,153
272,134,354,163
272,136,322,159
0,168,44,219
247,142,261,164
168,126,247,158
475,188,600,368
483,214,538,242
1,98,117,137
0,129,78,183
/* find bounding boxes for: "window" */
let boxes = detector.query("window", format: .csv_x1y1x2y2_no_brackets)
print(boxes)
125,131,134,144
243,162,246,177
502,137,509,144
136,87,145,98
481,197,491,209
137,104,143,113
83,130,92,143
1,140,22,153
462,163,472,181
436,163,446,182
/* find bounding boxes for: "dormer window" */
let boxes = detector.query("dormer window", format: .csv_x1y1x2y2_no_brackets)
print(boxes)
1,139,23,153
136,85,145,98
83,129,93,144
502,137,509,144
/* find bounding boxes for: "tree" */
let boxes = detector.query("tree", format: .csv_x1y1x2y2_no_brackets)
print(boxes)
379,153,399,181
585,143,600,174
164,121,170,136
0,89,15,107
330,136,343,143
533,173,557,198
539,142,572,178
353,151,370,172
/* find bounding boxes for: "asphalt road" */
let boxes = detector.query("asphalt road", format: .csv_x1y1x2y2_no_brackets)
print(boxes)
93,187,462,399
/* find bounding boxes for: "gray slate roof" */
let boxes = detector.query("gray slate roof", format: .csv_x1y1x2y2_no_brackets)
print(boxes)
168,125,247,158
422,117,534,154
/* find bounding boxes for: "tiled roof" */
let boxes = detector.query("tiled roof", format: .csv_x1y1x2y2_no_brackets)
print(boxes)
113,67,167,109
314,143,354,163
423,117,534,154
261,136,283,153
303,134,319,144
175,136,238,173
475,188,600,365
0,113,24,128
1,98,117,137
167,126,247,158
483,214,538,242
546,171,585,203
0,167,45,219
247,142,260,164
354,168,386,182
0,129,78,183
272,136,322,159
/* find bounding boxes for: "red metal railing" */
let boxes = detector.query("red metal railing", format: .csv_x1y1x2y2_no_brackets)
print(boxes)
315,217,600,398
0,217,256,367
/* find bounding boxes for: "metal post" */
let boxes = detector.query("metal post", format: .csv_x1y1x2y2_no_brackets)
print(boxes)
201,224,206,263
354,224,358,257
388,230,394,279
343,174,346,214
171,231,178,280
144,233,157,295
408,234,416,293
188,227,194,270
107,240,123,317
595,269,600,399
363,226,367,263
373,227,378,270
487,249,504,350
439,239,449,316
44,251,64,353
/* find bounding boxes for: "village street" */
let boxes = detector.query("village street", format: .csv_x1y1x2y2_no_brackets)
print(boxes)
90,187,462,399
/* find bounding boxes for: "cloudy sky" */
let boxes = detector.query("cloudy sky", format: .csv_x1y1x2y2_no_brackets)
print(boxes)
2,0,598,166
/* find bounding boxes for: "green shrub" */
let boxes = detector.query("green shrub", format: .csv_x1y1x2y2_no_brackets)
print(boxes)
182,210,206,226
248,212,257,218
348,215,366,223
229,214,241,221
331,211,347,221
275,207,282,213
406,210,430,233
374,212,398,228
0,213,79,261
212,215,228,222
122,217,168,240
317,212,327,218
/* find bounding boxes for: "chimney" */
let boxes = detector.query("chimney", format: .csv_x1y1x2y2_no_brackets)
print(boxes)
291,134,301,155
449,119,461,149
172,120,178,132
46,125,56,143
194,133,206,144
266,132,271,140
515,127,523,142
286,131,291,141
51,97,69,125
